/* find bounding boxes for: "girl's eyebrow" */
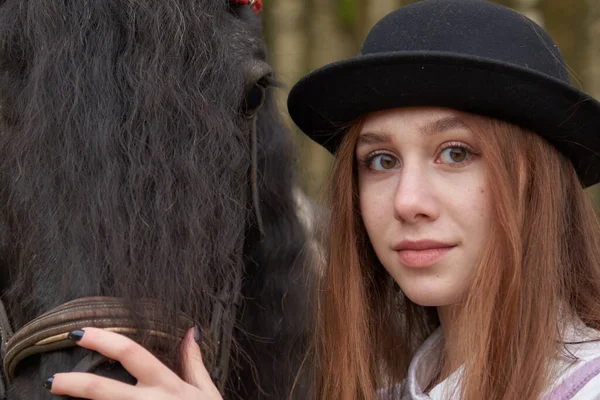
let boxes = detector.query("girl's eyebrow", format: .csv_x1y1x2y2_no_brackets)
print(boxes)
356,131,392,147
419,116,470,136
357,116,471,148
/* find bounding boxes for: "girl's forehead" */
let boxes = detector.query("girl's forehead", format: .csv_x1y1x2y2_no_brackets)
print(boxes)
360,107,469,132
359,107,477,141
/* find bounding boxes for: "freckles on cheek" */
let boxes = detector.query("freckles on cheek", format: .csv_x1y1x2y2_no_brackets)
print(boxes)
479,187,485,216
359,197,376,226
476,186,492,218
359,193,387,232
359,177,398,232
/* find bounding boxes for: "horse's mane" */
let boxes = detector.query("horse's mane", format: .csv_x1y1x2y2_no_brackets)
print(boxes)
0,1,311,398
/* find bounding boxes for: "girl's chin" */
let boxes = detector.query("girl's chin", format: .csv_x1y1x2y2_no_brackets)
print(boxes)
402,288,461,308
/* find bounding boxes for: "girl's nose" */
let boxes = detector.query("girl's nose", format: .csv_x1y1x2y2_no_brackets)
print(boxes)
393,163,440,224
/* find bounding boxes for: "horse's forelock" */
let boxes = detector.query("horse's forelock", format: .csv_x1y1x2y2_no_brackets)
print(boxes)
0,0,254,359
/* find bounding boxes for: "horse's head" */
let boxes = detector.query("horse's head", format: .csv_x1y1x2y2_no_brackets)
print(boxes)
0,1,311,398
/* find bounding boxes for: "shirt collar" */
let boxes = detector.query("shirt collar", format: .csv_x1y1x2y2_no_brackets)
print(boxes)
406,327,462,399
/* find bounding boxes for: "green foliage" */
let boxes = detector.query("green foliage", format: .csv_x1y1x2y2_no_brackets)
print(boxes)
337,0,358,27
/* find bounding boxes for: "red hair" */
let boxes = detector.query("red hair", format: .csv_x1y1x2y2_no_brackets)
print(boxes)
314,115,600,400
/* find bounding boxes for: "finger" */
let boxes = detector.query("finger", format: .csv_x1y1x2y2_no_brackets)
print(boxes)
50,372,140,400
181,327,217,394
70,327,179,385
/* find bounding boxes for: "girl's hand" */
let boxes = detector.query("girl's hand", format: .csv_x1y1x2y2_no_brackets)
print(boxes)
45,327,223,400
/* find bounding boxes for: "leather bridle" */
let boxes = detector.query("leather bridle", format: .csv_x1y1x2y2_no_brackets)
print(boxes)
2,297,198,380
0,272,244,400
0,297,216,399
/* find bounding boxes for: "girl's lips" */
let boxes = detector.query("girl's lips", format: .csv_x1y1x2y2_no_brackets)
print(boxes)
396,246,455,268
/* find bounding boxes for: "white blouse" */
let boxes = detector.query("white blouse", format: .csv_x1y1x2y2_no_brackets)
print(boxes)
382,320,600,399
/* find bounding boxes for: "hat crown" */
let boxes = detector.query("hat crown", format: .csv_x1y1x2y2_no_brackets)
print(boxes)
362,0,570,83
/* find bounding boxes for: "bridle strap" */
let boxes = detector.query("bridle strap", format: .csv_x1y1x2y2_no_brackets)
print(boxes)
2,297,198,382
72,351,112,374
0,293,243,396
250,115,265,241
209,270,243,390
51,352,112,400
208,113,259,390
0,299,12,399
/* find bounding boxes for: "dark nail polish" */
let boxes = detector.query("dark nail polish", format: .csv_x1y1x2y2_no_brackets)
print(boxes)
67,329,85,342
43,376,54,391
194,325,202,344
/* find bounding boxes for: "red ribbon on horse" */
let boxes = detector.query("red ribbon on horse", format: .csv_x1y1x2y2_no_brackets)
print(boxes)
230,0,262,15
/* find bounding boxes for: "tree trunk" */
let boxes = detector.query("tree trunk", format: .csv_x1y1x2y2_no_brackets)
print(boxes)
539,0,589,89
358,0,400,39
265,0,307,108
587,0,600,99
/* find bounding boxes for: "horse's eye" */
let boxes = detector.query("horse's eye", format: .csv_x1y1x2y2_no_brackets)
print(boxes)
242,81,266,117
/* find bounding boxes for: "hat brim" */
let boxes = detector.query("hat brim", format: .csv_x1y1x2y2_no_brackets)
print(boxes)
287,52,600,187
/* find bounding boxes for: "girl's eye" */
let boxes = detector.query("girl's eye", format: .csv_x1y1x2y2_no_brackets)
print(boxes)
368,154,399,171
439,146,471,164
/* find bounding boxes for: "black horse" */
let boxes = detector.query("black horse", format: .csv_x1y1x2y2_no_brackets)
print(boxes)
0,1,313,399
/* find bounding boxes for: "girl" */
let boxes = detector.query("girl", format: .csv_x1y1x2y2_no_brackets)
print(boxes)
286,0,600,398
47,0,600,399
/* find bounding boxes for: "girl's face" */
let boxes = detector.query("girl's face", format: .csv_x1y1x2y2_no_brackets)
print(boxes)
357,107,492,307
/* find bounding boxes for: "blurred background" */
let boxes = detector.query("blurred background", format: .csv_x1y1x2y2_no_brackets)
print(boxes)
260,0,600,205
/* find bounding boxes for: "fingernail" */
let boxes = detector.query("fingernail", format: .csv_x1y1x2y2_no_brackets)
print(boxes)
194,325,202,344
42,375,54,391
67,329,85,342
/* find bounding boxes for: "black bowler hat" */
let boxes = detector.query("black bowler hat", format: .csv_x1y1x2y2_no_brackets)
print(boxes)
287,0,600,187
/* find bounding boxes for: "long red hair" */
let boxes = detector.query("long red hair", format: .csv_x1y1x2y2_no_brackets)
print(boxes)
314,115,600,400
